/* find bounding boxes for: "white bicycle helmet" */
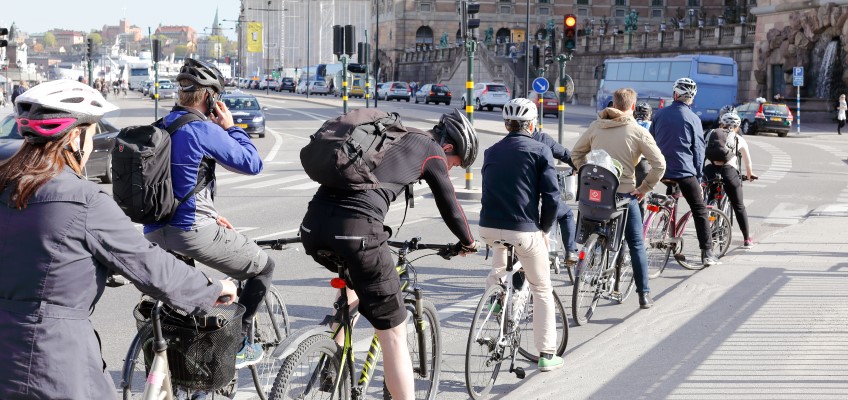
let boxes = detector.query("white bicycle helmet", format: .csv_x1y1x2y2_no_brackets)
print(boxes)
719,104,737,117
672,77,698,99
719,112,741,129
15,79,117,144
502,98,538,122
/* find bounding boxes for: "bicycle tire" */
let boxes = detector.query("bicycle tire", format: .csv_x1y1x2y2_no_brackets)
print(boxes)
383,299,441,400
122,323,154,400
615,242,636,303
251,286,292,395
709,208,733,258
517,290,568,361
643,209,672,279
269,333,351,400
465,284,506,400
572,234,605,326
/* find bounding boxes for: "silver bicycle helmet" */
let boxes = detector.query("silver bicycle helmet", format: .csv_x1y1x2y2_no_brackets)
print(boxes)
438,109,479,168
502,98,538,122
176,58,226,93
672,77,698,99
719,112,741,129
634,102,652,120
15,79,117,144
719,104,737,117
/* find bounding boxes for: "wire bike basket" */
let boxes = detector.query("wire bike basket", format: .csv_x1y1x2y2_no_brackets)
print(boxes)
133,298,245,391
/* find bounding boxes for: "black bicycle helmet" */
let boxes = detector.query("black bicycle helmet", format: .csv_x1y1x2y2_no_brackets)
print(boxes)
634,102,652,121
176,58,225,93
437,109,478,168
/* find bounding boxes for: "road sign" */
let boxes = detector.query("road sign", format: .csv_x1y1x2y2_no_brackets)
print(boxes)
793,66,804,87
532,77,550,94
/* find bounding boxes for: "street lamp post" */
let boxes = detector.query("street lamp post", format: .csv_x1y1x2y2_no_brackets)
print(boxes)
524,0,530,100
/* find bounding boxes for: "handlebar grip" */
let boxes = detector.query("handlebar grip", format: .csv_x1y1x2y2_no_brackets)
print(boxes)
217,295,233,304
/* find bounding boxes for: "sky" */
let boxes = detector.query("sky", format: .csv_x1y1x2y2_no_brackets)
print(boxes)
2,0,241,39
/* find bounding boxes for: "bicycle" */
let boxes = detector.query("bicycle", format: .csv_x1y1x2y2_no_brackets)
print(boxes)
121,238,297,400
465,242,569,399
703,174,756,235
268,237,457,400
642,180,733,278
548,166,578,283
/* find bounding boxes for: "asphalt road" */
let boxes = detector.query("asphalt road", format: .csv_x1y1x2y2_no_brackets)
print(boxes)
82,90,848,399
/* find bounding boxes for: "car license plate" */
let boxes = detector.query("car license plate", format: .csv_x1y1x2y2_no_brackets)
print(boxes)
236,123,248,129
770,117,782,122
547,101,557,106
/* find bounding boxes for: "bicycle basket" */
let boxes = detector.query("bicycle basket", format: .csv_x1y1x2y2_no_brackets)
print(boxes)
133,299,245,391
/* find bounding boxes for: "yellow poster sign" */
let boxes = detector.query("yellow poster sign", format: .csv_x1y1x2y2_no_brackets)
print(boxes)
512,29,525,44
247,22,263,53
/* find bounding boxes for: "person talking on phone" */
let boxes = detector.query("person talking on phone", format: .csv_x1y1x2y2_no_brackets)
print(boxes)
144,58,275,369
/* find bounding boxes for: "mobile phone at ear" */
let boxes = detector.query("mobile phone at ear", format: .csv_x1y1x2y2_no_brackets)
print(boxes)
207,94,219,117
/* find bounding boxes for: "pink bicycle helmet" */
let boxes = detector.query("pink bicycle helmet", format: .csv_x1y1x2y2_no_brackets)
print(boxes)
15,80,117,144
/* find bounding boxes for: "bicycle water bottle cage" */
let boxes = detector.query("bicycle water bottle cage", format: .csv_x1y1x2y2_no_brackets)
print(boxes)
577,164,624,222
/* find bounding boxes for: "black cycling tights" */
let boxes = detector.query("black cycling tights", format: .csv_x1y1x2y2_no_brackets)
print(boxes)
239,257,276,334
667,176,712,250
715,165,750,240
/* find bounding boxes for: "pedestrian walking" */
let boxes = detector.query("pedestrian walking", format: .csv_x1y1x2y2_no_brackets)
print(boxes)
11,80,28,105
837,94,846,135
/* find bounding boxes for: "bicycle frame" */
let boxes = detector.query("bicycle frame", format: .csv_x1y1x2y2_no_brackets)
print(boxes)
142,301,175,400
578,211,629,296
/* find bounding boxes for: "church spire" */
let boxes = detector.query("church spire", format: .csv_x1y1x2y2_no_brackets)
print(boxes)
211,8,223,36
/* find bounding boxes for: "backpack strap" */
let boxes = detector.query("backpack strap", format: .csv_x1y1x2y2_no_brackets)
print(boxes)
161,113,208,206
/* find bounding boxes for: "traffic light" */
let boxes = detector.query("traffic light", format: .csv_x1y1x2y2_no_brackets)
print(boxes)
344,25,355,56
459,1,480,41
356,42,370,65
563,14,577,53
532,45,540,69
548,27,557,55
86,38,94,60
0,27,8,48
151,39,161,63
332,25,344,56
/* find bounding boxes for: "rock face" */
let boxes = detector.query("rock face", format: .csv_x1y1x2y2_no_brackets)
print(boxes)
756,5,848,99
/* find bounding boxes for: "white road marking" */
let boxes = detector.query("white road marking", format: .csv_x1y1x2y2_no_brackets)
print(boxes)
235,174,309,189
215,174,268,186
263,126,284,162
285,181,320,190
762,202,808,225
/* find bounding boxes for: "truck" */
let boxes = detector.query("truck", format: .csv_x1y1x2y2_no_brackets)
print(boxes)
127,62,152,91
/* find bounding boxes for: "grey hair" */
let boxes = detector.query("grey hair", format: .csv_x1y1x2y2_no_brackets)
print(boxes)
505,119,533,133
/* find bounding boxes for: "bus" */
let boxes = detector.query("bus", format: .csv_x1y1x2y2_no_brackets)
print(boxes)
128,62,152,91
596,55,737,125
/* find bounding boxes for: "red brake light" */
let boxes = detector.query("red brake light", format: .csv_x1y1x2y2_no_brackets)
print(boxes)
330,278,346,289
716,194,724,199
646,204,660,212
755,104,765,119
658,99,665,108
786,107,794,121
578,251,586,260
481,87,488,95
429,91,435,96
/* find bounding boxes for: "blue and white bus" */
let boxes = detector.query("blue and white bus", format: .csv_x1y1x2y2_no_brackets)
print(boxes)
596,55,737,125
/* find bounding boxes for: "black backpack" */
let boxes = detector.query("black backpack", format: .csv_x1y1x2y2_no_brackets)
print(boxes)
300,108,417,191
111,113,207,224
704,128,738,163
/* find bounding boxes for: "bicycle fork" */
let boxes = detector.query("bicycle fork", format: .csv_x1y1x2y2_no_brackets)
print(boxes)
412,287,429,378
143,302,174,400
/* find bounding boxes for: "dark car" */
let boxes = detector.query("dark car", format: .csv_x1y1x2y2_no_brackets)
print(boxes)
736,99,793,137
222,92,267,138
0,114,120,183
527,91,560,117
278,77,296,92
414,84,452,105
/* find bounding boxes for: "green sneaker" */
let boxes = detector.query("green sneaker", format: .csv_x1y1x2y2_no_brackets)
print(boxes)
488,301,502,314
538,354,563,372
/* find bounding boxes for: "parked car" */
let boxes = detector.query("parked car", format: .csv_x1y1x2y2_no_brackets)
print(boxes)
222,92,267,138
151,82,177,99
462,82,510,111
375,83,389,100
278,77,296,92
258,78,279,91
415,84,452,105
736,99,793,137
383,81,411,101
139,79,154,93
526,91,559,117
0,114,120,183
308,80,330,95
296,80,309,94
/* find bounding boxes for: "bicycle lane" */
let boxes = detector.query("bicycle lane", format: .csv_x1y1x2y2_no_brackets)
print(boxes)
498,207,848,400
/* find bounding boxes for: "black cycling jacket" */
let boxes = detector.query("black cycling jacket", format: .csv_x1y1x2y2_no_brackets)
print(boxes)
310,132,474,246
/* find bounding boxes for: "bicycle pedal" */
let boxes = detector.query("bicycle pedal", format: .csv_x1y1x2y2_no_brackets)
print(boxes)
674,253,686,262
512,367,526,379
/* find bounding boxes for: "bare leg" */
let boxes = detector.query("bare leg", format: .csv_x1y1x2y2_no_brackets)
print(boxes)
376,324,414,400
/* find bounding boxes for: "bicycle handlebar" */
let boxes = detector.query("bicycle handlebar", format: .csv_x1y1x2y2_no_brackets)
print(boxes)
255,236,302,250
387,238,469,260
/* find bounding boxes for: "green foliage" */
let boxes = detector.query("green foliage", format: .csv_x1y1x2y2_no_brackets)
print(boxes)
43,32,57,47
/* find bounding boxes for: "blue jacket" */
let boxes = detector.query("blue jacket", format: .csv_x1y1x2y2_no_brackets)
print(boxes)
649,100,705,179
0,168,222,399
532,130,576,169
144,108,263,233
480,132,559,233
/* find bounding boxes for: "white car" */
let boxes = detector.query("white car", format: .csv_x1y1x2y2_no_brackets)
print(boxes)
308,81,330,95
462,82,511,111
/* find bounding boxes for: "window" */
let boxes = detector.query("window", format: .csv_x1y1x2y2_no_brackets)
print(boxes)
698,62,734,76
538,0,550,3
651,9,663,18
657,62,671,81
630,63,646,80
615,8,626,18
687,0,700,5
652,0,663,5
418,2,431,12
605,63,618,80
644,63,660,81
576,0,589,4
669,62,691,80
500,5,512,13
577,8,589,17
415,26,434,44
614,0,627,5
539,7,550,15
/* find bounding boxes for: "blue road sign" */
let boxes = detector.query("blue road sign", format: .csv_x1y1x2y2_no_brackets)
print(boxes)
532,77,550,94
793,66,803,77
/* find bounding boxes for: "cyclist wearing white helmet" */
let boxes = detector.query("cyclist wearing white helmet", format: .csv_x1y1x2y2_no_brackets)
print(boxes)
572,88,666,309
703,111,757,249
650,77,721,266
0,80,236,399
480,98,564,371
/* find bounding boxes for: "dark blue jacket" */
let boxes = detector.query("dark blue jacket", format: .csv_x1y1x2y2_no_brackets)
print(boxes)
532,130,576,169
649,100,705,179
480,132,559,233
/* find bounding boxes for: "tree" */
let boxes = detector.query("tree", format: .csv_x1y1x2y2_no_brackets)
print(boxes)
174,44,189,57
89,31,102,47
43,32,57,48
32,43,45,53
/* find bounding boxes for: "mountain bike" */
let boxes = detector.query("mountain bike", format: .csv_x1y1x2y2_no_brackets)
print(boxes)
268,237,458,400
642,180,733,278
465,242,569,399
121,238,297,400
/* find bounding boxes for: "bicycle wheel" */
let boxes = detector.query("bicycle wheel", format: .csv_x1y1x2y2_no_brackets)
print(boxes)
252,286,292,395
383,299,441,400
517,290,568,361
572,234,605,326
709,208,733,258
465,285,506,400
548,224,562,275
615,242,636,303
122,323,154,400
643,209,672,279
269,333,351,400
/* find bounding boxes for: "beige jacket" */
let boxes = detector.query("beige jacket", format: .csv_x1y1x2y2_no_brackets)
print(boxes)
572,107,666,194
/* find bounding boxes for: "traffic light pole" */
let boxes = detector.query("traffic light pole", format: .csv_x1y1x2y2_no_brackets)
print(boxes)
364,29,370,109
556,53,573,146
341,55,348,114
465,38,476,190
537,67,545,131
